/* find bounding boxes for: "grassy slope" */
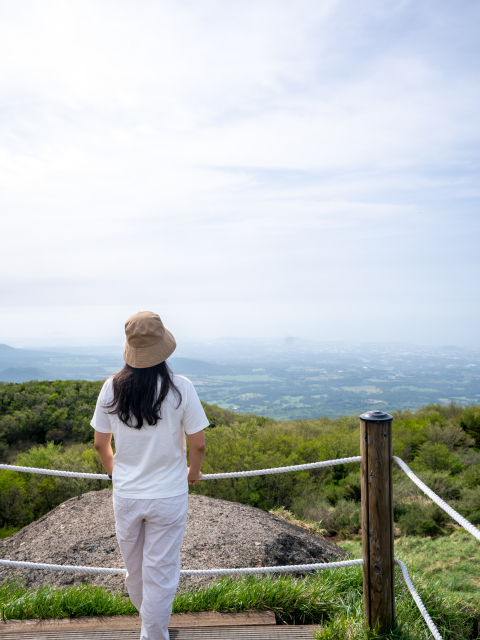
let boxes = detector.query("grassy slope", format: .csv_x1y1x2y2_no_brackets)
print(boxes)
1,571,474,640
340,529,480,609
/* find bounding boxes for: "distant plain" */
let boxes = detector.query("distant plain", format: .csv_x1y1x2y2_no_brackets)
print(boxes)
1,339,479,419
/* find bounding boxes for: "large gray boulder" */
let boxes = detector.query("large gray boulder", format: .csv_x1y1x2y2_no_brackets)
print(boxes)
0,489,346,592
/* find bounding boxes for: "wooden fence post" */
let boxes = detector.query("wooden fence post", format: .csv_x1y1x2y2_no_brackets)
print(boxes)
360,410,395,634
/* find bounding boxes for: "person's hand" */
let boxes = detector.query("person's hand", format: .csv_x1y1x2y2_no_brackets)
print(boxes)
188,467,202,485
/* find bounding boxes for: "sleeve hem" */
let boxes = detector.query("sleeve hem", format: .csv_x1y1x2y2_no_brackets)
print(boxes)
91,422,113,434
184,420,210,436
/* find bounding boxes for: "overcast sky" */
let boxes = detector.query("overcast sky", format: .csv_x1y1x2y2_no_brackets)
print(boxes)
1,0,479,348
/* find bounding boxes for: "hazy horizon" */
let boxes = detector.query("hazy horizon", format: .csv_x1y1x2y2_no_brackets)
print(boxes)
2,335,479,353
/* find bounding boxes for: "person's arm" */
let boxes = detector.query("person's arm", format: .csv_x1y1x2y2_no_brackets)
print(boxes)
187,430,206,485
94,430,114,476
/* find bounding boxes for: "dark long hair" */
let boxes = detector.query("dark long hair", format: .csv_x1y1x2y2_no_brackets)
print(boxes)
106,362,182,429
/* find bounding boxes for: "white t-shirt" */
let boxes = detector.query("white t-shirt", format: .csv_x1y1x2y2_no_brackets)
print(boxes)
91,374,209,499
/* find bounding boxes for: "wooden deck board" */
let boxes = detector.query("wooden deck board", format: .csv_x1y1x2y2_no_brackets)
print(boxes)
1,610,275,634
0,624,319,639
0,611,320,638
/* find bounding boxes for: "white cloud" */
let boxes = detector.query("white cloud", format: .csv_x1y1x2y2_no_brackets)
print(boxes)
0,0,479,345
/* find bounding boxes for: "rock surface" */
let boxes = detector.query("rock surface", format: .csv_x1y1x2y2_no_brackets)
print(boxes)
0,490,346,593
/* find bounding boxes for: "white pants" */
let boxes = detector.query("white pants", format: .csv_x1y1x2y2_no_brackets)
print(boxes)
113,492,188,640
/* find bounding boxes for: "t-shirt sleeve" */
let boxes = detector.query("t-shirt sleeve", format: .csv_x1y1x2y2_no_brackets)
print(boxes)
90,380,113,433
182,383,210,435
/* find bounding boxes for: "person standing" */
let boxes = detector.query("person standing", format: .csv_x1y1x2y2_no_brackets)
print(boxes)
92,311,209,640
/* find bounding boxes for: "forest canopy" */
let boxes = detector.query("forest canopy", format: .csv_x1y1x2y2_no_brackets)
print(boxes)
1,379,480,540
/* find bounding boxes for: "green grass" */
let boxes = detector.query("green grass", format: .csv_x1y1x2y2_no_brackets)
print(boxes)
172,573,331,624
312,565,473,640
0,580,137,620
1,569,476,639
340,529,480,608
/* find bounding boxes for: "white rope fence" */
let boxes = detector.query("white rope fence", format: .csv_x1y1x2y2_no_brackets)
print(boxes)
0,559,125,575
2,454,478,639
2,456,480,542
0,558,362,576
0,456,361,481
0,464,109,480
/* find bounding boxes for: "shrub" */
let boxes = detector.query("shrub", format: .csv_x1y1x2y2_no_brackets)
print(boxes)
425,421,475,450
0,438,8,462
457,485,480,525
413,442,463,473
464,465,480,488
397,502,447,537
0,442,110,529
0,471,32,528
459,406,480,449
0,525,19,539
415,472,462,501
293,497,361,536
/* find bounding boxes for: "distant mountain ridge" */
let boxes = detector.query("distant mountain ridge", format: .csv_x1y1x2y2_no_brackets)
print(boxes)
0,343,78,359
0,343,124,382
0,367,50,383
0,344,231,383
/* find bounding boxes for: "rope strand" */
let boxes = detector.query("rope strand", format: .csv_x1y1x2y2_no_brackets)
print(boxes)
200,456,361,479
0,558,363,576
0,456,361,481
394,457,480,542
395,559,442,640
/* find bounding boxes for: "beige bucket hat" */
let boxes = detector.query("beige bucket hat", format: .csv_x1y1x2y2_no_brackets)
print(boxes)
123,311,176,368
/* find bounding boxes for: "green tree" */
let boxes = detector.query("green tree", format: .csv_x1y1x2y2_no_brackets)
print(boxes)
0,471,32,527
413,442,463,473
459,406,480,449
